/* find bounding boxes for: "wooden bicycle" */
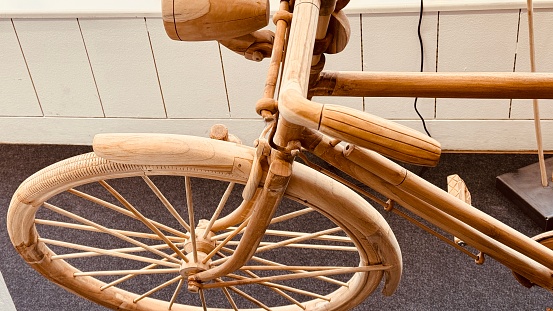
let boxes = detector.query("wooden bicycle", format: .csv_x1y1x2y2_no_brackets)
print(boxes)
7,0,553,310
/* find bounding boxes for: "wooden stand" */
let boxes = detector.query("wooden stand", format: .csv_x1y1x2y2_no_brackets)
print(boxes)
496,157,553,230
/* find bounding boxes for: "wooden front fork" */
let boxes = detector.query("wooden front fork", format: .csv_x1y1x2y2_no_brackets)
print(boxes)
188,155,293,286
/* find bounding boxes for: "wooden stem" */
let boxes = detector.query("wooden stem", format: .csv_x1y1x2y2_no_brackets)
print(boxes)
184,177,198,263
526,0,549,186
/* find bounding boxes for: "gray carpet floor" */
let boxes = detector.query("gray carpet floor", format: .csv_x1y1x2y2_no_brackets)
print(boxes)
1,144,552,310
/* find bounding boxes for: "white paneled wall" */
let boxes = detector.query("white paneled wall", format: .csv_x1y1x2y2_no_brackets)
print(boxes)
1,5,553,151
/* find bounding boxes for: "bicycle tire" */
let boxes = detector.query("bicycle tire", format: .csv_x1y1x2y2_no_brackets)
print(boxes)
8,137,401,310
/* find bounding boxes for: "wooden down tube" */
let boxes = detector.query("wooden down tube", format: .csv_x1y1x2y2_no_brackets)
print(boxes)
309,71,553,99
303,132,553,289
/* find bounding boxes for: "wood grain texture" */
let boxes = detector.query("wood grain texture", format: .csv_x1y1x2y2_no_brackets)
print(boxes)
361,12,437,120
0,19,42,116
13,19,103,117
437,10,519,120
162,0,269,41
79,18,165,118
145,18,229,118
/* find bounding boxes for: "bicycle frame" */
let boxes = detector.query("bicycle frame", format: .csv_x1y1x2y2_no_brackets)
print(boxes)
96,0,553,294
192,0,553,291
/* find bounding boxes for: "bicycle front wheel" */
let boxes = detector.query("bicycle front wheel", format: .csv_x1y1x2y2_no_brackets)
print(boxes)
8,138,401,310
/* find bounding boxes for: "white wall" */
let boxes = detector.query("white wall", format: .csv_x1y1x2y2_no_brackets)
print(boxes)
1,1,553,151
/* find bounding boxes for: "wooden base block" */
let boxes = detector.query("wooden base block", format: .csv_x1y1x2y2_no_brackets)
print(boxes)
496,157,553,231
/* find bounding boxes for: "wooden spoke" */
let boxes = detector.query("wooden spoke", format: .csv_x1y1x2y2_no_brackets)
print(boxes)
68,188,186,238
199,289,208,311
203,218,250,264
204,266,390,289
222,241,358,252
43,203,181,264
46,239,179,263
101,253,180,291
133,275,183,303
240,269,306,310
258,229,351,243
35,219,186,242
240,265,354,271
142,176,191,232
219,248,349,288
99,180,189,263
211,208,317,241
219,284,239,311
184,176,198,263
202,182,235,239
270,208,313,224
226,273,328,301
222,283,272,311
255,227,343,253
168,278,184,310
75,268,180,277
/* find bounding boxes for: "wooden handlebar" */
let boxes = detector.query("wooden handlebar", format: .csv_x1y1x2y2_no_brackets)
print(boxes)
280,88,441,166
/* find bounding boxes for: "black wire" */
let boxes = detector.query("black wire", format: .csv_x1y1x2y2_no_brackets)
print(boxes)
414,0,432,137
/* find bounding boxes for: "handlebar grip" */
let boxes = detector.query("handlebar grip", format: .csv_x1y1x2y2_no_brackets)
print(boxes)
319,104,441,166
279,89,441,166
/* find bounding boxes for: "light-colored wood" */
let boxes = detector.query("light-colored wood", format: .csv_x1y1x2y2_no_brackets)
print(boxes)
203,265,391,289
142,176,191,232
35,219,186,242
42,202,181,264
68,188,187,238
306,133,553,289
218,30,274,61
281,88,442,166
8,144,401,310
162,0,269,41
310,71,553,99
99,180,189,262
133,275,183,303
526,0,549,186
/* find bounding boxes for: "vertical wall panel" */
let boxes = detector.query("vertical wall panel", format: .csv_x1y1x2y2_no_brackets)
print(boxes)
437,10,519,119
13,19,103,117
312,15,363,110
362,12,437,120
0,19,42,116
79,18,165,118
512,9,553,119
220,22,276,119
220,46,270,119
146,18,229,119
